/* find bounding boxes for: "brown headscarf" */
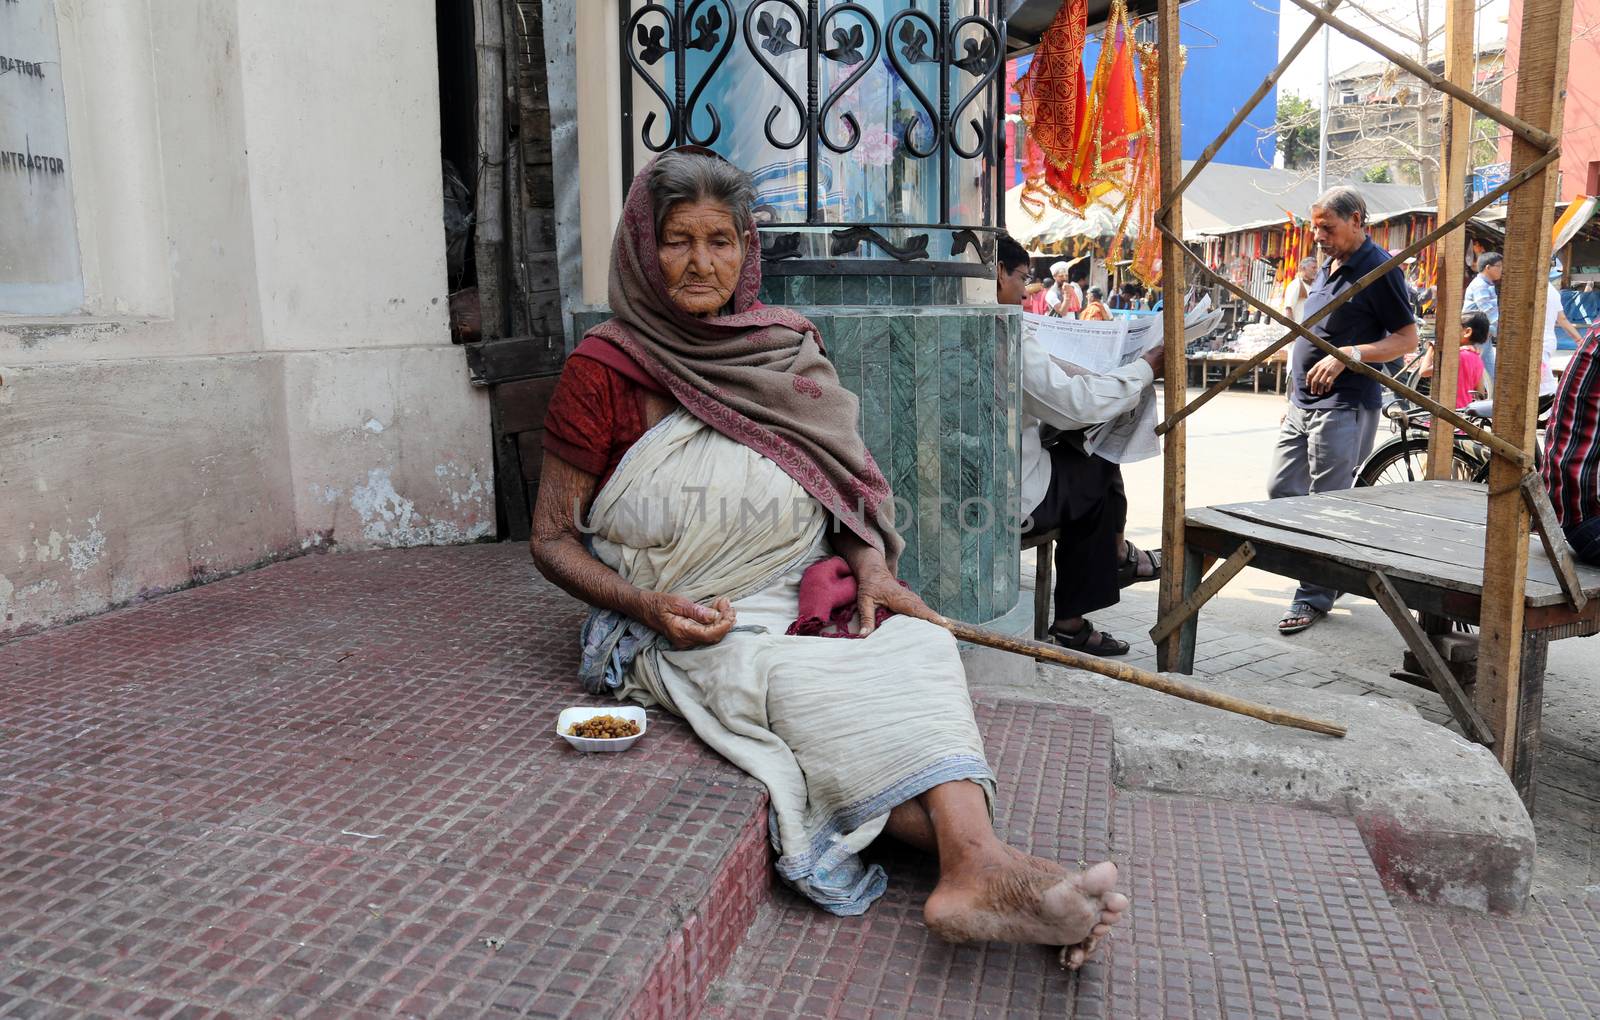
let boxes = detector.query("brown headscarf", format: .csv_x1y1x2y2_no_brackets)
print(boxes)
581,148,903,568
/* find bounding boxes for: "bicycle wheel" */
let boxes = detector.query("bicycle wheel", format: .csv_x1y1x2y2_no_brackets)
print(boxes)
1357,436,1484,487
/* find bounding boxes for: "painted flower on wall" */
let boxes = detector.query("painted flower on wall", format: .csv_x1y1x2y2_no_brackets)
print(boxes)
856,129,899,168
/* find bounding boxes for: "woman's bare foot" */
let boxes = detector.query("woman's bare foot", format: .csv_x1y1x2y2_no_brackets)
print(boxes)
923,855,1128,968
1058,876,1130,969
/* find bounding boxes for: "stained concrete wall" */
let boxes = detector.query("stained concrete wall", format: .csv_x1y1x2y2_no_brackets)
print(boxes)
0,0,491,638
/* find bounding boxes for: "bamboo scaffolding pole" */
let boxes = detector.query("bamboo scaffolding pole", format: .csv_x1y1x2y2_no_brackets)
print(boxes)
1429,0,1474,478
943,620,1348,738
1154,0,1189,674
1282,0,1557,151
1475,0,1574,804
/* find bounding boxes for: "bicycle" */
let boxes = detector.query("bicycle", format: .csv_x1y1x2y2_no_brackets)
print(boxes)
1356,403,1493,486
1355,350,1548,487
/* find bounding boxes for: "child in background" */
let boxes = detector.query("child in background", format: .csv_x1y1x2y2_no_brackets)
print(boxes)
1420,311,1490,409
1023,280,1051,315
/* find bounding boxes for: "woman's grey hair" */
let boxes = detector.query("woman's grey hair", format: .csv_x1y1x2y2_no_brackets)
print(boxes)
648,151,758,238
1312,186,1368,226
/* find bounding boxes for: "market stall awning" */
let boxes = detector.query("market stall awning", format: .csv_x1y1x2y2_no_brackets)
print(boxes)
1553,196,1599,252
1178,163,1428,237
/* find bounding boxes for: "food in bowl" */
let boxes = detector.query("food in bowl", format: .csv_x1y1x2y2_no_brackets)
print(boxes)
566,715,642,739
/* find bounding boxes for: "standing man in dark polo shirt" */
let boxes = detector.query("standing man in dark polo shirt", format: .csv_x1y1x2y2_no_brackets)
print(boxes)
1270,186,1420,634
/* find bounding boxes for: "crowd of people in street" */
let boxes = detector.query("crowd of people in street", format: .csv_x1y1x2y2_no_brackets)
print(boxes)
999,181,1600,649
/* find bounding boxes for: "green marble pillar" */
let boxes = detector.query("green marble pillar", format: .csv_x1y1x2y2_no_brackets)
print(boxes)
573,277,1022,626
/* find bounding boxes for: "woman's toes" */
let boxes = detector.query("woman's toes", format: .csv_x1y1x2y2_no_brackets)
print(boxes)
1080,860,1119,897
1104,890,1130,913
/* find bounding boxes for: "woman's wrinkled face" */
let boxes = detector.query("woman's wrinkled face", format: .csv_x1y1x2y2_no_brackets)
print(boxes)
657,200,744,317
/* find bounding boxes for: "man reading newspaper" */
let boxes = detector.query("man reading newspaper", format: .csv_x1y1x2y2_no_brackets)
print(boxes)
998,235,1169,657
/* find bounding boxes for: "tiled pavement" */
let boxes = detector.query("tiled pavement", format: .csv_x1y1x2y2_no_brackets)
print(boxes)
3,544,1599,1018
0,546,768,1019
702,701,1113,1020
1405,896,1600,1017
706,732,1446,1020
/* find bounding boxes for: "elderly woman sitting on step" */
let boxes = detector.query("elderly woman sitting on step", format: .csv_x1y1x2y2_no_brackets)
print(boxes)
530,148,1128,967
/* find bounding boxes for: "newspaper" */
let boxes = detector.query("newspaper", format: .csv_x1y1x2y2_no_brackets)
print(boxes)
1020,304,1224,464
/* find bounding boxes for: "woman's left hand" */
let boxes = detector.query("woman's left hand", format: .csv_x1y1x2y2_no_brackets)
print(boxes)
853,563,944,636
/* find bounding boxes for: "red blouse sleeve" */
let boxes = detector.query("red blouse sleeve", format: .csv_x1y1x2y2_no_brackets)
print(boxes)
542,355,624,478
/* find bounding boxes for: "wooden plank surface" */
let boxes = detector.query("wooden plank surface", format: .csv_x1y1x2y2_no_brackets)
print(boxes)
1213,497,1494,568
1186,506,1490,595
1213,494,1572,595
1324,480,1489,524
1215,482,1600,596
1201,497,1566,596
1186,514,1490,622
1186,503,1582,608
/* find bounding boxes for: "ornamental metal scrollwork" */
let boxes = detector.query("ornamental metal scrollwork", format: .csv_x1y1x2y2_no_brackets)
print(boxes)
744,0,809,149
830,226,930,262
950,228,996,265
883,9,942,159
624,4,679,152
816,4,883,155
619,1,1002,236
684,1,724,51
947,15,1001,160
760,231,804,261
753,6,803,55
623,0,735,151
681,0,736,146
894,15,935,64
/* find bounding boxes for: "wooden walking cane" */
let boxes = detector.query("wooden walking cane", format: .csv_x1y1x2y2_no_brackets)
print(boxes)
941,619,1348,738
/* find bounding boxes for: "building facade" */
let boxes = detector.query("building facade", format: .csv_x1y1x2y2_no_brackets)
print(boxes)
0,0,493,637
1324,44,1506,195
1502,0,1600,201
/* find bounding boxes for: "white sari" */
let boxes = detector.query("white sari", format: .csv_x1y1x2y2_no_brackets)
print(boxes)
577,410,994,914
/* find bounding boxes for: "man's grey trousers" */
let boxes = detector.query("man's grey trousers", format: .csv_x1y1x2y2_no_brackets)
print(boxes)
1266,404,1381,613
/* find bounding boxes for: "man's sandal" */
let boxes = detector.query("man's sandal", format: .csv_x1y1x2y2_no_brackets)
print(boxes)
1116,542,1162,589
1049,619,1131,656
1277,600,1326,635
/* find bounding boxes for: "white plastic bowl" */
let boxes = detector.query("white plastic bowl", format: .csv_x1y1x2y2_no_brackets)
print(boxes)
556,705,647,753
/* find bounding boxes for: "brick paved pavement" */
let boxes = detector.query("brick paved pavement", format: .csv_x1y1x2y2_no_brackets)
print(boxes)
1405,896,1600,1018
0,546,768,1019
708,792,1447,1020
4,544,1600,1019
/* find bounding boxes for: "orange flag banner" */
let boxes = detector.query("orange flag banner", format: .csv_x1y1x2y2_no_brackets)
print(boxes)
1016,0,1090,212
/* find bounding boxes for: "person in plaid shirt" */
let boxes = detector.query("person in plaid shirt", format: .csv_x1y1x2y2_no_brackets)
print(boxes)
1542,327,1600,564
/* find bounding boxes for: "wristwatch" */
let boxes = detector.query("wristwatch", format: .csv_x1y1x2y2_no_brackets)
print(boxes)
1349,346,1363,363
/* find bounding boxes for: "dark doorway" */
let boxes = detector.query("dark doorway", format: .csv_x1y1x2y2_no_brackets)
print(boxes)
436,0,479,295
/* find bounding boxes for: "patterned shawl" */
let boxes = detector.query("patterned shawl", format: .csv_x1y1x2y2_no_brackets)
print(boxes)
582,148,903,568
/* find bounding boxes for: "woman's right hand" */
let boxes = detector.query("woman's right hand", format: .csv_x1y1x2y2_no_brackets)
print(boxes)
640,593,737,650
